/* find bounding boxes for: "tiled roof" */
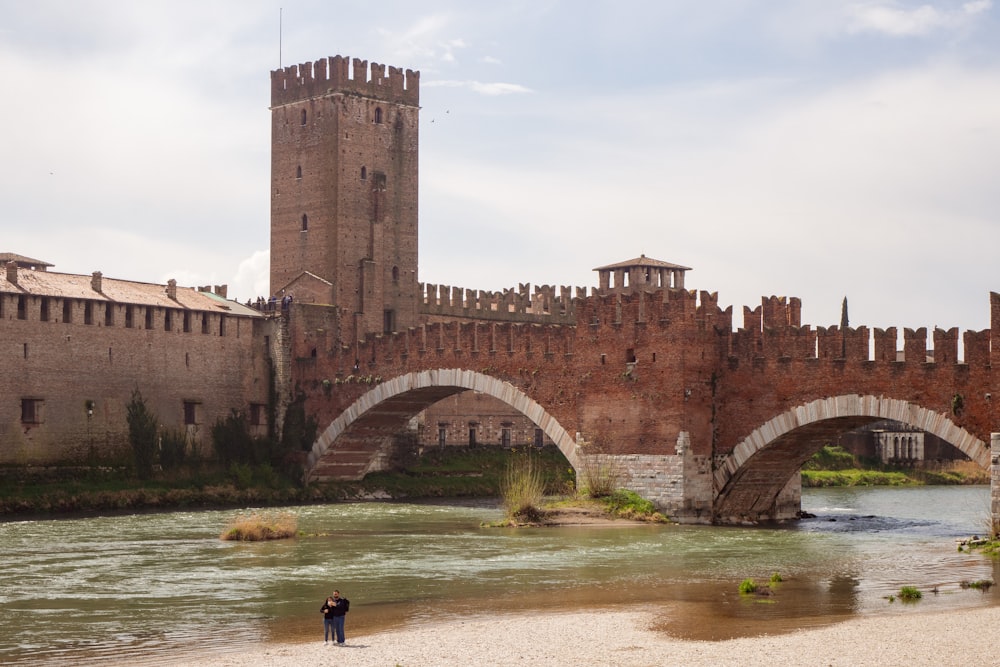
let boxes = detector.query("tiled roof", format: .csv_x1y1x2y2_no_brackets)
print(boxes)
0,253,53,269
593,254,692,272
0,267,258,315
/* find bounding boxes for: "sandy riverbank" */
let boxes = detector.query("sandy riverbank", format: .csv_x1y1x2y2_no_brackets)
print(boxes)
161,604,1000,667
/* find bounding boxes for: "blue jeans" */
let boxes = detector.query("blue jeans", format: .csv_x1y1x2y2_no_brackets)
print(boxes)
324,618,335,641
333,615,345,643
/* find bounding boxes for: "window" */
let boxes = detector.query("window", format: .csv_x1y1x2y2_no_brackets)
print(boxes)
501,427,512,448
40,298,50,322
201,314,209,334
183,401,199,425
468,424,477,447
183,311,191,333
21,398,43,424
374,107,383,124
438,426,447,447
392,266,399,284
125,305,134,329
84,301,93,325
300,109,307,125
62,299,72,323
249,403,266,426
534,428,544,447
105,304,114,326
626,349,636,363
17,295,26,320
301,214,309,231
219,315,226,337
373,172,386,191
296,165,302,179
383,309,396,334
164,309,172,332
144,307,154,330
360,166,367,180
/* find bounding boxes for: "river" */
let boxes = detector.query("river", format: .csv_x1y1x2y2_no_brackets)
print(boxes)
1,485,997,665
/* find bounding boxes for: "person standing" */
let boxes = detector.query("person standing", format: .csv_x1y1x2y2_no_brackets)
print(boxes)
320,596,336,643
330,589,348,645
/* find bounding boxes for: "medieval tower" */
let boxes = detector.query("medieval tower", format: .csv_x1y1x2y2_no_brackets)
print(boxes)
269,56,420,338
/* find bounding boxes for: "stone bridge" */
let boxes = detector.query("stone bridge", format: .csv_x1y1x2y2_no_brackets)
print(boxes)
283,289,1000,524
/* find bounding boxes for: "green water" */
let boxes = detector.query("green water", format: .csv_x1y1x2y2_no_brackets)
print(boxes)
2,487,998,665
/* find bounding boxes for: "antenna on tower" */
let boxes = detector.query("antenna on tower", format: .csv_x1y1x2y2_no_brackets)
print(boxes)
279,7,283,68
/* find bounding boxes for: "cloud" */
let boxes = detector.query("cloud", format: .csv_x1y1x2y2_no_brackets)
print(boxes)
846,0,993,36
424,79,533,95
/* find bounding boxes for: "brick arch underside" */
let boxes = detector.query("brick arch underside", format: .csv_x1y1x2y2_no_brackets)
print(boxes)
306,369,579,482
713,395,989,522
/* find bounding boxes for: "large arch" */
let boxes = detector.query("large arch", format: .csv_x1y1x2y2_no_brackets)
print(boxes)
713,395,988,522
305,368,579,482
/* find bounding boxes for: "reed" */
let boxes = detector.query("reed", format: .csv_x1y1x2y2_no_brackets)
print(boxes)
499,451,546,522
220,510,298,541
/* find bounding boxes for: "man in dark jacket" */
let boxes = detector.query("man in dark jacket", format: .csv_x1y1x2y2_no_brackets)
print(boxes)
330,589,348,645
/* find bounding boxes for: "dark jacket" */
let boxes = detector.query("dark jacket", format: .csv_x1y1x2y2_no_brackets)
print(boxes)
321,601,336,619
330,598,347,617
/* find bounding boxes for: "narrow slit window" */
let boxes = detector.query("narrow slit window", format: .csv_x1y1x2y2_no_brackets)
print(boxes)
301,214,308,231
374,107,383,124
300,109,307,125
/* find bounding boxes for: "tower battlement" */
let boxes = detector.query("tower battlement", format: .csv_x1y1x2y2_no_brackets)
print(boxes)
271,55,419,107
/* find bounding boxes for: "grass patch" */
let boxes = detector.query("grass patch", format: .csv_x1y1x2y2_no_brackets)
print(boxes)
802,445,857,471
738,578,758,594
221,510,298,541
801,469,913,488
897,586,922,601
601,489,668,522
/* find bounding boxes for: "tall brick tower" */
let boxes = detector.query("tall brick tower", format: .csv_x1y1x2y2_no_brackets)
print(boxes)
270,55,420,337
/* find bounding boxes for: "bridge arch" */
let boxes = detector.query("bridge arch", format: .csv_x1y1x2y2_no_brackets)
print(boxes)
305,369,579,482
713,394,988,522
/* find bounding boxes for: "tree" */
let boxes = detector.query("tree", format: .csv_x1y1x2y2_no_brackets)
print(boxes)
126,389,159,480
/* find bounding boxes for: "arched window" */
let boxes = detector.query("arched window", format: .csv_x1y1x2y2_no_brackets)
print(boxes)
300,109,307,125
296,165,302,179
374,107,383,124
301,214,308,231
360,166,367,180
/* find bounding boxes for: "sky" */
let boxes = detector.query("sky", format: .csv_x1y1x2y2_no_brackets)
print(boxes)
2,0,998,339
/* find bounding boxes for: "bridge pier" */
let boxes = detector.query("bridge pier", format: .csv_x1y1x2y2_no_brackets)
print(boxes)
992,433,1000,537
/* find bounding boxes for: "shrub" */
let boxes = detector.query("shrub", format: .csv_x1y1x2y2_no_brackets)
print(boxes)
898,586,922,601
159,428,187,470
500,450,546,522
126,389,158,480
603,489,667,522
221,510,297,541
769,572,783,584
738,578,758,594
579,456,621,498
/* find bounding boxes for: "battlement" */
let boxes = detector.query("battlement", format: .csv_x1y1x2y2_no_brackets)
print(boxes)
418,282,585,325
271,55,419,107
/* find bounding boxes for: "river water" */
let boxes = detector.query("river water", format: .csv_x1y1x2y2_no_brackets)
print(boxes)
2,486,998,665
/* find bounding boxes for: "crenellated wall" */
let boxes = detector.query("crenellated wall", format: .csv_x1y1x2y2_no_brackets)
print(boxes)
271,55,419,107
418,282,585,325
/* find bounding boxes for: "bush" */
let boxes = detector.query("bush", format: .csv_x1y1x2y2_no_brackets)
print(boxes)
579,456,621,498
159,428,187,470
500,450,546,522
898,586,922,601
221,510,297,541
739,578,758,594
126,389,158,480
602,489,667,522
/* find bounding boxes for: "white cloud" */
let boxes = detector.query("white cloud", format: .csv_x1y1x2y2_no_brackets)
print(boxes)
424,79,533,95
846,0,993,36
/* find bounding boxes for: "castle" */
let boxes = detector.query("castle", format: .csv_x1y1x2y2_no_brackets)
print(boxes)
2,53,989,514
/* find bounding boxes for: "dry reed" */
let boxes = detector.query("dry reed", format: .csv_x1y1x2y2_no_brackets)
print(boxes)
220,510,298,541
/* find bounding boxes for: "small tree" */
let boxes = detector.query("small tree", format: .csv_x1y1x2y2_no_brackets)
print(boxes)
126,389,159,480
